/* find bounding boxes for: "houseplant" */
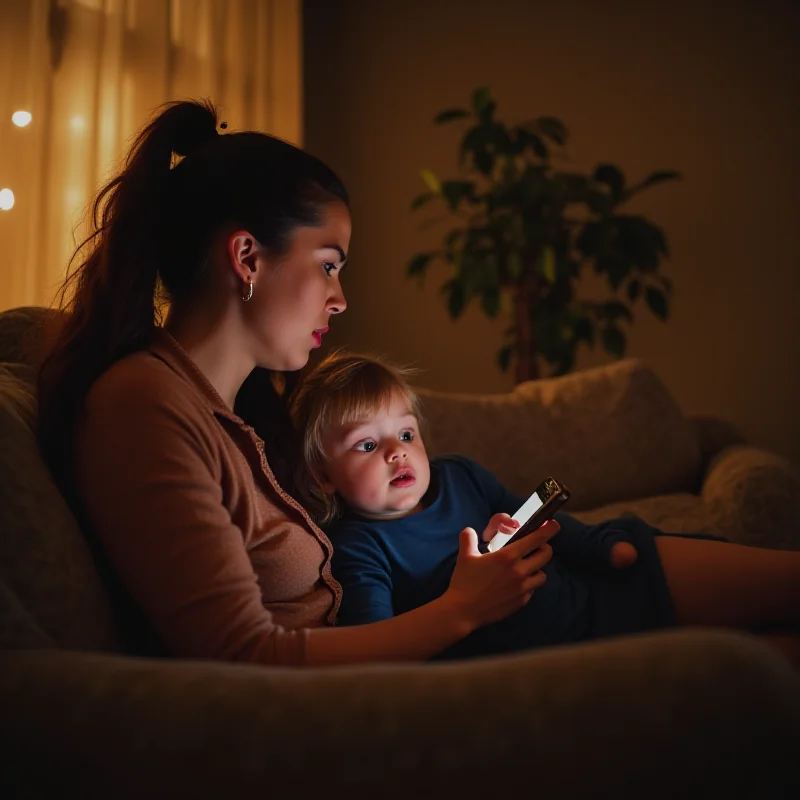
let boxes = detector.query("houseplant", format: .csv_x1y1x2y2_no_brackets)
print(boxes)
407,87,680,381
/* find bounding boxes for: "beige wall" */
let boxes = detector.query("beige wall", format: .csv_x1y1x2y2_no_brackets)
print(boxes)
304,0,800,465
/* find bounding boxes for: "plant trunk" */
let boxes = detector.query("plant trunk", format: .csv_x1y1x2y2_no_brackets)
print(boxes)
513,274,540,383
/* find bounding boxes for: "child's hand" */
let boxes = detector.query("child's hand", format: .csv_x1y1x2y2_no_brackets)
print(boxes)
482,513,519,543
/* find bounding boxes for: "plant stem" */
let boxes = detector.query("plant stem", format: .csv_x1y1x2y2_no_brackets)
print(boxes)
514,272,540,383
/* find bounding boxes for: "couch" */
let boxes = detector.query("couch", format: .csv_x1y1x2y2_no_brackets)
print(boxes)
1,305,798,799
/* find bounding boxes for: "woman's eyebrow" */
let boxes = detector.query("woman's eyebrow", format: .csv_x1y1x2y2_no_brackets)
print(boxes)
322,244,347,265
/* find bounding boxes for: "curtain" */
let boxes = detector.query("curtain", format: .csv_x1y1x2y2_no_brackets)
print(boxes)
0,0,302,310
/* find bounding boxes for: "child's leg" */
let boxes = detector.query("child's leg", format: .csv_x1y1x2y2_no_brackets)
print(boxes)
655,536,800,630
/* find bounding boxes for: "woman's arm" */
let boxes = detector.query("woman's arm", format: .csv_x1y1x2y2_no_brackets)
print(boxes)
306,526,553,665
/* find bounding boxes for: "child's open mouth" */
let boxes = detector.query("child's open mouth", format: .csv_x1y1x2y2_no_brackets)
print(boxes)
390,469,416,488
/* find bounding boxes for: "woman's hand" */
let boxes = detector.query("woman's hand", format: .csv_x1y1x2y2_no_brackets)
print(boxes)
444,519,559,632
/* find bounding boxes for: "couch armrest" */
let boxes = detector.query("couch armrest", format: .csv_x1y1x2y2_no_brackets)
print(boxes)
701,444,800,550
689,415,747,472
2,630,798,798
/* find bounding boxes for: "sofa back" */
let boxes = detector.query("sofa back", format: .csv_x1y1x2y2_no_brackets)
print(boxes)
416,358,703,511
0,307,121,652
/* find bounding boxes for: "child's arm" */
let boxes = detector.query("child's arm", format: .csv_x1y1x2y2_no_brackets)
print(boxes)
330,527,396,626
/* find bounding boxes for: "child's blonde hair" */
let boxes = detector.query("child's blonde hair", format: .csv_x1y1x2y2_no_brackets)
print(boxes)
289,350,423,523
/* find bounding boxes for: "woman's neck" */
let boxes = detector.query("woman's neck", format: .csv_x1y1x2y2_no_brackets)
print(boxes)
164,307,254,409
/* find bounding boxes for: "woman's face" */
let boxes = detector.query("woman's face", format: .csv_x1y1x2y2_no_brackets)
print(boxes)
249,199,351,371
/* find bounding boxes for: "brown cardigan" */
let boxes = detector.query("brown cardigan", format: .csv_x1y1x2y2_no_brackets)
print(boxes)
75,329,342,665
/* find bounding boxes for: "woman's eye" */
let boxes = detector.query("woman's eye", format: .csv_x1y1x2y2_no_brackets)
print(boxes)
323,261,337,276
354,440,376,452
399,430,414,442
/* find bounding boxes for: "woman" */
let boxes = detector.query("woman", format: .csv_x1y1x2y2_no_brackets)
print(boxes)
38,99,553,666
38,100,799,668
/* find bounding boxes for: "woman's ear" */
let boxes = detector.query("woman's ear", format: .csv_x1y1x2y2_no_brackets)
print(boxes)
226,230,260,286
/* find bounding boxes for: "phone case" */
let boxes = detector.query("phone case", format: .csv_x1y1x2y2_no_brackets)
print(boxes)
486,477,570,552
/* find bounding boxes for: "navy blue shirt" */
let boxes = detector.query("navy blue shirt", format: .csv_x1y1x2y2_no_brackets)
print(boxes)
330,456,680,658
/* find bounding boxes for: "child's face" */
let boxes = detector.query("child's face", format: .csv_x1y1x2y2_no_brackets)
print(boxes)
319,390,431,520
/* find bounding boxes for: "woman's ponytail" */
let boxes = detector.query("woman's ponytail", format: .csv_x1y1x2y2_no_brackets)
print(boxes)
37,99,220,487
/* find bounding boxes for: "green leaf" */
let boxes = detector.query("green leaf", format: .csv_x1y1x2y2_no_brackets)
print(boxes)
595,256,630,289
410,192,435,210
484,122,514,154
474,149,494,175
407,252,433,279
536,116,568,145
627,278,641,302
645,286,669,320
460,125,486,157
420,168,441,194
585,189,612,216
624,170,681,200
602,326,627,357
471,86,494,115
497,344,514,372
603,300,634,322
515,127,548,159
537,246,557,284
441,180,475,210
576,220,606,258
593,164,625,203
573,315,595,347
444,228,463,248
506,250,523,279
482,286,501,318
433,108,470,124
442,279,467,319
616,216,663,271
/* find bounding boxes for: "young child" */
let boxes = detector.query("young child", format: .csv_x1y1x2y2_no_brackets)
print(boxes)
290,351,800,661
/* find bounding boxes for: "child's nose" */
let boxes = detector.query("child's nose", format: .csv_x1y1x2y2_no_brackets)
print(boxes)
386,444,407,462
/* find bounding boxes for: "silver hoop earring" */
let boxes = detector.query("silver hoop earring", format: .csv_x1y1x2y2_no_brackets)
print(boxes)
242,279,253,302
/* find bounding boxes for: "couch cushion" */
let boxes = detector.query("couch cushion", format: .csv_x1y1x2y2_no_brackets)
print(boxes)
0,306,64,370
571,492,710,534
416,359,703,511
0,579,56,650
0,363,121,651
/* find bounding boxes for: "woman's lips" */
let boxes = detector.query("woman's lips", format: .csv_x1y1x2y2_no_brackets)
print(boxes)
312,326,329,348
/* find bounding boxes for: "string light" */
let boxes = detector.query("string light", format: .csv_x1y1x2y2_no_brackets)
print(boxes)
0,188,15,211
12,110,32,127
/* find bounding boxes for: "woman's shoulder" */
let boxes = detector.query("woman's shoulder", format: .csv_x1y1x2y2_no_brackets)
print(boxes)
87,349,197,412
83,344,226,446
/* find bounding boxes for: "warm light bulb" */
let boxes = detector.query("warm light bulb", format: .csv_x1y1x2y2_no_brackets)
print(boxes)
0,188,15,210
12,110,32,127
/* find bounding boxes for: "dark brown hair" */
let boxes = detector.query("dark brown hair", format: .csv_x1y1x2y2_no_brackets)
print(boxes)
37,98,348,498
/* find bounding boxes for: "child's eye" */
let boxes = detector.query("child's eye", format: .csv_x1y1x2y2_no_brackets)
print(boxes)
354,440,376,452
399,430,414,442
323,261,337,276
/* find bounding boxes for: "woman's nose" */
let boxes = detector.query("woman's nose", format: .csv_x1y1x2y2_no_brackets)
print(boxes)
328,285,347,315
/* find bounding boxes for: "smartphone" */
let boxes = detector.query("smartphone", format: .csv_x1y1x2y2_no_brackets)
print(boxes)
486,477,570,553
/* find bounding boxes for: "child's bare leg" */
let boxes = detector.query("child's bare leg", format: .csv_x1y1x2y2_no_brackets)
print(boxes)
655,536,800,629
655,537,800,667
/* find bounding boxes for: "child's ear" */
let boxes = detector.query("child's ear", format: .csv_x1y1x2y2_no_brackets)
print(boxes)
313,467,336,496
